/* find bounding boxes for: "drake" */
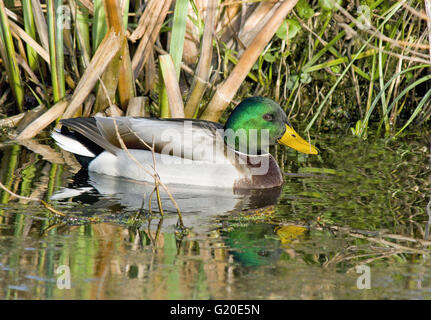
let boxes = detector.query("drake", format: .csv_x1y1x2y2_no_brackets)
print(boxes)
52,97,318,189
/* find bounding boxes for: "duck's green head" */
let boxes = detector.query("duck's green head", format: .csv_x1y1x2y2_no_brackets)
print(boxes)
224,97,318,155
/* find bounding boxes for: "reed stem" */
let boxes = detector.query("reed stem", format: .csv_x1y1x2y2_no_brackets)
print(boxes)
47,0,66,103
201,0,299,122
0,0,24,112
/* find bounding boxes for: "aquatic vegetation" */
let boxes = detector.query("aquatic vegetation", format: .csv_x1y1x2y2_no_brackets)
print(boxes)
0,0,429,139
1,133,430,299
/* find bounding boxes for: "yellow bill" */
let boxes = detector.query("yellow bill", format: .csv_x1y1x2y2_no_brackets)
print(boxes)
278,125,318,155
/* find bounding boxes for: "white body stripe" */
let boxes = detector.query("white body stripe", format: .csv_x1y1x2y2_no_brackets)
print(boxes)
88,150,241,188
51,132,95,157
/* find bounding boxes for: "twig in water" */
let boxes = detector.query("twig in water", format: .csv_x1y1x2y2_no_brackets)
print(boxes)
125,124,186,226
97,76,185,228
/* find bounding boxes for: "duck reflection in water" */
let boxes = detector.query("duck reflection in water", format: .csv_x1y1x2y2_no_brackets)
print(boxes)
51,169,282,232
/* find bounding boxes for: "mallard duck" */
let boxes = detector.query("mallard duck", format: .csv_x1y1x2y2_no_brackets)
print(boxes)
52,97,318,189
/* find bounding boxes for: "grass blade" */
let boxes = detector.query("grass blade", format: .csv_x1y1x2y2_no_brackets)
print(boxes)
394,88,431,137
360,64,430,136
47,0,66,103
122,0,129,30
306,0,406,133
22,0,37,71
93,0,107,54
69,0,91,68
170,0,189,78
159,54,185,118
159,0,189,118
0,0,24,112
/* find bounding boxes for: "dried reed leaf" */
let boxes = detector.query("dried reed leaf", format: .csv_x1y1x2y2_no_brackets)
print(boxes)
62,30,122,119
79,0,95,14
184,0,217,118
127,96,149,117
132,0,173,79
201,0,299,121
128,0,160,42
144,46,156,93
98,0,135,110
0,105,44,128
83,94,96,117
94,50,121,113
425,0,431,62
15,53,43,87
105,104,124,117
159,54,185,118
16,99,69,140
31,0,49,51
16,104,47,132
218,0,242,34
118,37,135,109
17,139,65,164
237,1,280,50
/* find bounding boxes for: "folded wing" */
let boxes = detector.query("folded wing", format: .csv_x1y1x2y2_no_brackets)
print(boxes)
61,117,227,162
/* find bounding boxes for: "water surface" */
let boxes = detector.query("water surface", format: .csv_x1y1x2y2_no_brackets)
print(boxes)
0,132,430,299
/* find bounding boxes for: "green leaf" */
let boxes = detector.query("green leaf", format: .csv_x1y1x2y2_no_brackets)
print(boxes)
318,0,342,11
275,20,288,40
296,0,315,19
287,19,301,39
287,74,299,90
276,19,301,41
264,52,276,63
331,65,341,73
300,72,311,84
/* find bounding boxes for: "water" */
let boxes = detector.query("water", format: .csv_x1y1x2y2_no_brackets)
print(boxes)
0,132,430,299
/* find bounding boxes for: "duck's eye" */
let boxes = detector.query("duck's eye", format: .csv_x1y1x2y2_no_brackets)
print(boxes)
263,113,273,121
291,134,296,138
